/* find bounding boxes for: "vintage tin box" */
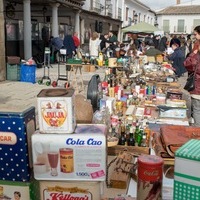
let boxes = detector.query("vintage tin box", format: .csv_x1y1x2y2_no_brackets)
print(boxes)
40,180,103,200
174,139,200,200
32,124,107,181
0,178,40,200
0,106,36,182
37,88,76,134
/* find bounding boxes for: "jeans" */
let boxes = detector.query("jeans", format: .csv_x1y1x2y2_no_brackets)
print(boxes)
191,97,200,127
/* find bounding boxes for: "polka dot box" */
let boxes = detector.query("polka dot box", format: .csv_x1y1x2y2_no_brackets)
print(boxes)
174,139,200,200
0,106,36,182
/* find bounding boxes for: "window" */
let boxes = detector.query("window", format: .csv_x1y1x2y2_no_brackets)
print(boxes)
177,19,184,32
193,19,200,30
126,7,129,21
163,20,169,33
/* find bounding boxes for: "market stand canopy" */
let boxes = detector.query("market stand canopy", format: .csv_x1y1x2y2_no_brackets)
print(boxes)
122,22,160,34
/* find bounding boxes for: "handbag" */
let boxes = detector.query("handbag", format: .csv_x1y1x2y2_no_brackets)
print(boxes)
184,72,195,91
184,58,199,91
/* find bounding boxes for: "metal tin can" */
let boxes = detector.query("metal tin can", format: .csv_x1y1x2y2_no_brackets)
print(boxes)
137,155,164,200
59,148,74,173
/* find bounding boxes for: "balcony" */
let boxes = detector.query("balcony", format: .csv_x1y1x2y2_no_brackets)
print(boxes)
118,8,122,20
106,4,112,17
90,0,101,13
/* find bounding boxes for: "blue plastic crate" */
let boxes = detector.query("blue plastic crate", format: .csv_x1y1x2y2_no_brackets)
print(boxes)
20,64,36,83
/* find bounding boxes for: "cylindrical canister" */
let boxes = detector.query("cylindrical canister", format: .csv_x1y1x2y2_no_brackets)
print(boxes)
137,155,164,200
59,148,74,173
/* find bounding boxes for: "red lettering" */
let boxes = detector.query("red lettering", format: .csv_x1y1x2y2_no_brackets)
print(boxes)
144,170,159,176
0,136,12,141
45,112,65,118
49,193,89,200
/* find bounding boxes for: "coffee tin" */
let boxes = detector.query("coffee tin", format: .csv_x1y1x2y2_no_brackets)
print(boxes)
59,148,74,173
137,155,164,200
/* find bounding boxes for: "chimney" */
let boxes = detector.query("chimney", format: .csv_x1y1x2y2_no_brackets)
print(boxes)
176,0,180,4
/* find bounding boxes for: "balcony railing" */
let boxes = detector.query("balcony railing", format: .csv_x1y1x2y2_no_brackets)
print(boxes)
106,4,112,17
118,8,122,20
91,0,101,13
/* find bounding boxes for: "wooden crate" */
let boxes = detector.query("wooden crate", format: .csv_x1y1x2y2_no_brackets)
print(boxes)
107,145,151,156
109,151,135,189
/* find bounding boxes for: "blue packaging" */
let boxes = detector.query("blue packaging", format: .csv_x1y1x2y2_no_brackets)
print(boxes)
20,64,36,83
0,107,36,182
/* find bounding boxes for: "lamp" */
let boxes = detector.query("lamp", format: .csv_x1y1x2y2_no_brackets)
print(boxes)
100,4,104,12
6,3,15,19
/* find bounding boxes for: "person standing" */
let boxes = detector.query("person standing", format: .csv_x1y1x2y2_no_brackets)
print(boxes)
89,31,101,57
184,26,200,127
63,34,76,58
99,33,111,52
72,32,80,50
51,36,64,63
166,38,187,77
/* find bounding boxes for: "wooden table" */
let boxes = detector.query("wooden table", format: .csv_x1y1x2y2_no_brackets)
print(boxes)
67,64,84,92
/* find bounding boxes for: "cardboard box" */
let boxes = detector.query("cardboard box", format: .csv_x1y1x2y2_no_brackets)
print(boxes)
158,107,187,119
0,107,36,182
32,124,107,181
0,178,40,200
40,180,103,200
37,88,76,134
174,139,200,200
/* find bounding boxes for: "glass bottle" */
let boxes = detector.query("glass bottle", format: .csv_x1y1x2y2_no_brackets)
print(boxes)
134,123,140,146
144,123,151,147
128,126,135,146
118,124,126,145
137,128,144,146
141,132,147,147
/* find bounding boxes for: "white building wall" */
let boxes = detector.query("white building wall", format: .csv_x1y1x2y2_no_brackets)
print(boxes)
157,14,200,34
123,0,155,28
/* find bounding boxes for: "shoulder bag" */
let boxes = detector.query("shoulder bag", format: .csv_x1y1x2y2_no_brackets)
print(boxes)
184,57,199,92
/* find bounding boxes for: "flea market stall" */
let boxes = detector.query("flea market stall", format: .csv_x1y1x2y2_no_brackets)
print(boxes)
1,42,200,200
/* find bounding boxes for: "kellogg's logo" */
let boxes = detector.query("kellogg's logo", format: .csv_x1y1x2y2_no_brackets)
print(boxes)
41,101,67,127
44,186,92,200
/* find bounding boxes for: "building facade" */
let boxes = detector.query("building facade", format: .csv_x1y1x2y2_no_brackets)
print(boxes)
156,1,200,35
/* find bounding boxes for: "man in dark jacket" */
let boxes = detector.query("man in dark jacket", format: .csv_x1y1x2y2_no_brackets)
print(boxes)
63,34,76,58
51,36,64,63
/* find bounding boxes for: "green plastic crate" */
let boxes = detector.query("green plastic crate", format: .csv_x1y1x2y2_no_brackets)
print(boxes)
6,63,20,81
67,58,82,64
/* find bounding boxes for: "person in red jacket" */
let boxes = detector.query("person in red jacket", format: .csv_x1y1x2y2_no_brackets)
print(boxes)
72,32,80,49
184,26,200,126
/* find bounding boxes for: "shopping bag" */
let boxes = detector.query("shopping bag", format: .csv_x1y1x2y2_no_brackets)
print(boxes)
184,73,195,92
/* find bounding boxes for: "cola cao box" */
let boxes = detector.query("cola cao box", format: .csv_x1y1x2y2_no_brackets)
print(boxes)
32,124,107,181
37,88,76,134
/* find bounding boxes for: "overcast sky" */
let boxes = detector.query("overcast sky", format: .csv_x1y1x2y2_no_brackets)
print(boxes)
140,0,194,10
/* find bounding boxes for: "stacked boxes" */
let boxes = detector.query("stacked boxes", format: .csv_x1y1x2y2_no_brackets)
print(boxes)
0,106,40,199
33,88,106,199
174,139,200,200
6,56,21,81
